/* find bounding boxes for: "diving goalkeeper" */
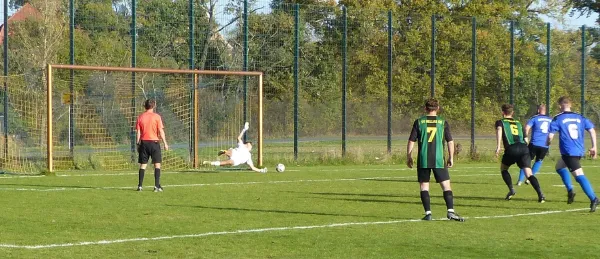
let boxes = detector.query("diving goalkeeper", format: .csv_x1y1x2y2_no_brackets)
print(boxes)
203,122,267,173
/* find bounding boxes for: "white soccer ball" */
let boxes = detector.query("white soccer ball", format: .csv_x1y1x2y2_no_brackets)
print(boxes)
276,163,285,172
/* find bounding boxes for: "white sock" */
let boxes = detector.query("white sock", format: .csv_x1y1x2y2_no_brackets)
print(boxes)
425,211,431,215
211,161,220,166
447,209,455,213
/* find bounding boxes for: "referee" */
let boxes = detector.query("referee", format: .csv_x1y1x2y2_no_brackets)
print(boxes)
136,99,169,192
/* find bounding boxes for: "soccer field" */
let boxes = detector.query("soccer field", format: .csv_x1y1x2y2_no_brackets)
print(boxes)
1,163,599,258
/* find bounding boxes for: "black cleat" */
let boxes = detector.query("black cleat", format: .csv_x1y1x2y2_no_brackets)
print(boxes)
590,198,600,212
505,190,516,200
136,186,142,191
421,214,432,221
567,190,576,204
154,186,163,192
447,211,465,222
538,196,546,203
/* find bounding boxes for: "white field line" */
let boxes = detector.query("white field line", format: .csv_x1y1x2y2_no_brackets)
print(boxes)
0,207,588,250
0,172,555,192
3,164,600,179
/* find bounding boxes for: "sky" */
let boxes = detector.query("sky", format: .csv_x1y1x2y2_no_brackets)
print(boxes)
0,2,598,29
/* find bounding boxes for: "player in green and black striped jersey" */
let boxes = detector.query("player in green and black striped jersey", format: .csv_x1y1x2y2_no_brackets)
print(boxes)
407,99,464,222
495,104,545,203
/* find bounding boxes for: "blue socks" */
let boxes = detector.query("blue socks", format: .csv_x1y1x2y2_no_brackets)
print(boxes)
576,175,597,201
518,161,543,182
532,161,542,175
556,168,573,192
518,169,526,183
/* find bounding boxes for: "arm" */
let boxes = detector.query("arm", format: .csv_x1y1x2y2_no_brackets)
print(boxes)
547,133,554,147
588,128,597,159
136,129,141,145
495,126,503,157
159,128,169,150
447,140,454,168
524,125,532,144
406,141,415,168
247,159,266,173
237,122,250,144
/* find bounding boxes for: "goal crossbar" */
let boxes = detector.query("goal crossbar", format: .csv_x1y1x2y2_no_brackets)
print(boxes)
46,64,264,172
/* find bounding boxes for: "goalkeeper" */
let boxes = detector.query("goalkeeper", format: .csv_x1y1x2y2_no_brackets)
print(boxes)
203,122,266,173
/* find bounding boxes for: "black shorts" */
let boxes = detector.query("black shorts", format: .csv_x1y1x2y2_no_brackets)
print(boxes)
138,140,162,164
528,144,548,161
417,168,450,183
502,143,531,169
561,155,582,172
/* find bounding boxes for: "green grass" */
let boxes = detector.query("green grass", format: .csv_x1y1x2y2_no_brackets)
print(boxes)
0,162,599,258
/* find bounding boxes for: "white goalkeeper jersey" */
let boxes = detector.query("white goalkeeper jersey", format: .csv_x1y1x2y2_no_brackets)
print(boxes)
231,141,253,167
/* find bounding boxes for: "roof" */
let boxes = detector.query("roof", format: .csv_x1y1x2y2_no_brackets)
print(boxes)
0,3,42,45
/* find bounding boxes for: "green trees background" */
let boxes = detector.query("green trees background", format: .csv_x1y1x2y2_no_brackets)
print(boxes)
3,0,600,139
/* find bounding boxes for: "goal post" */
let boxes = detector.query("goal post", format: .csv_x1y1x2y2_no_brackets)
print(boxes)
45,64,263,173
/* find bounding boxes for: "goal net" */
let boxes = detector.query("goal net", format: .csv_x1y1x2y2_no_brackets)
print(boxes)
0,65,263,174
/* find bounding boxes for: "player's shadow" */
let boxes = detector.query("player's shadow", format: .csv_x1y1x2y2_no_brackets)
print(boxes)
316,197,544,209
362,178,495,185
166,204,408,220
302,192,540,207
0,183,137,191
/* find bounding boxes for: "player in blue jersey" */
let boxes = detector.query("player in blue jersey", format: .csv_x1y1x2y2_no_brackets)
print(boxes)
517,104,552,186
548,96,599,212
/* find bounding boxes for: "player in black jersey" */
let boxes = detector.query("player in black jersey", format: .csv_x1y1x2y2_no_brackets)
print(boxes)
495,104,545,203
407,99,464,222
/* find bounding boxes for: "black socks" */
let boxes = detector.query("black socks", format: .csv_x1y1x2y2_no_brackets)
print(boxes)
443,190,454,210
420,191,431,212
527,175,543,197
154,168,161,187
138,169,145,187
501,170,514,191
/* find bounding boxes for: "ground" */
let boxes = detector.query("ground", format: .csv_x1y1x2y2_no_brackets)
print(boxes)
0,162,599,258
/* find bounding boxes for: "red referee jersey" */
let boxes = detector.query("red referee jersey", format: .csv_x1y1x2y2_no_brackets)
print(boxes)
136,111,164,141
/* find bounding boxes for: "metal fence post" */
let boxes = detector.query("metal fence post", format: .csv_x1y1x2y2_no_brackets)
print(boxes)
130,0,137,162
546,23,551,113
387,10,393,155
581,25,586,116
430,15,436,98
294,4,299,160
3,0,9,163
69,0,75,156
342,6,347,157
471,17,476,154
243,0,248,141
509,20,514,105
189,0,196,167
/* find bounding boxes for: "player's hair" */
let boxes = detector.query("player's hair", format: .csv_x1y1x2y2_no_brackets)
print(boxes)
144,99,156,110
537,104,546,110
424,99,439,112
501,104,514,115
557,96,571,105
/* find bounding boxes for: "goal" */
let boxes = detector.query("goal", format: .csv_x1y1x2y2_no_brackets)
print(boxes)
0,64,263,174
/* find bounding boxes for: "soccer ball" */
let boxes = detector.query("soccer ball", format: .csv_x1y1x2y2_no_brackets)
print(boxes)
276,163,285,172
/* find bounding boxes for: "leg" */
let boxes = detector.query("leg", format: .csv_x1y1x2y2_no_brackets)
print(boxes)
434,169,464,222
517,169,526,185
138,163,147,190
137,142,150,191
523,167,545,202
417,169,432,220
571,167,600,212
154,162,162,191
555,157,573,192
500,163,516,200
517,150,544,202
571,167,597,201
